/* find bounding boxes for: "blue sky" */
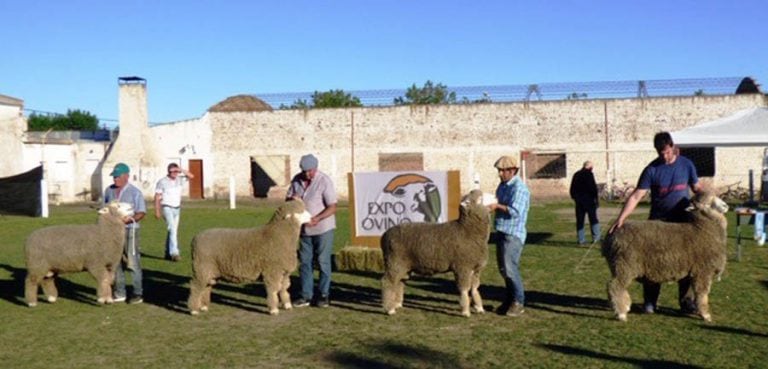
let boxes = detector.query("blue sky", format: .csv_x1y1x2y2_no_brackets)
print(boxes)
1,1,765,126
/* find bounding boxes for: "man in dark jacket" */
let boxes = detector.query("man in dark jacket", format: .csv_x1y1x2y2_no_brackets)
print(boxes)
570,161,600,245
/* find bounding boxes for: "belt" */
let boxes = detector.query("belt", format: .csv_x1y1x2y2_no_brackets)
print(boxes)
162,205,181,209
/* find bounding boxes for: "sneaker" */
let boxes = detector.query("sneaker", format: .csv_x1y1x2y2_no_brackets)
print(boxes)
113,295,126,303
316,296,330,308
170,254,181,262
293,298,310,308
506,302,525,317
643,303,655,314
128,295,143,304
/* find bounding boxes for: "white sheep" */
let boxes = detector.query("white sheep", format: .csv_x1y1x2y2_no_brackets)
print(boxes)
187,200,311,315
602,192,729,322
24,201,134,307
380,190,496,317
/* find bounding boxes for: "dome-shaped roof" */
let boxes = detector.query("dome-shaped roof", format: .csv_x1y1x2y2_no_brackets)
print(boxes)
208,95,273,113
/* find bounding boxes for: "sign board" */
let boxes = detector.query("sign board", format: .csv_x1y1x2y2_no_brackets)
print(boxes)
348,170,460,248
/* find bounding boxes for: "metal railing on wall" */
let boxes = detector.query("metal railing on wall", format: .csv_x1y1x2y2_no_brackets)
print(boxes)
256,76,747,109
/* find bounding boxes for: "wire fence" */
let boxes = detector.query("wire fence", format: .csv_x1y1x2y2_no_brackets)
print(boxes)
256,76,746,109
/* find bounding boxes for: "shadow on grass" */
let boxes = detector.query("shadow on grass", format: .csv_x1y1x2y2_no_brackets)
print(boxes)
537,343,704,369
324,339,464,369
0,263,101,307
699,324,768,338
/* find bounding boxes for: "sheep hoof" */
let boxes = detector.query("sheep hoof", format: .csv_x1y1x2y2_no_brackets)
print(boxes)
105,297,114,304
97,297,107,304
395,303,403,309
701,314,712,322
200,306,208,312
472,306,485,314
27,302,37,308
386,309,397,316
46,296,57,303
617,314,627,322
190,310,199,316
461,311,471,318
283,303,293,310
269,309,279,315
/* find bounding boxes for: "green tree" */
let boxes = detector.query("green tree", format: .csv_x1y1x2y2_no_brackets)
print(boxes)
27,109,99,131
394,80,457,105
311,89,362,108
280,89,362,109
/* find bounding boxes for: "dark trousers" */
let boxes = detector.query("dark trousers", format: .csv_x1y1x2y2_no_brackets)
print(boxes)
575,201,600,243
643,276,694,310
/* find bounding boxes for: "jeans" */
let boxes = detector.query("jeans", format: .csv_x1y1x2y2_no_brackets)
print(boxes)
114,228,142,298
493,232,525,305
575,202,600,243
298,230,334,300
162,206,181,257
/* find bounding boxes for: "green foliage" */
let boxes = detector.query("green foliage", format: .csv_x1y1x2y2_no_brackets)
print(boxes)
27,109,99,131
461,92,493,104
311,89,362,108
694,89,705,96
280,89,362,109
394,80,457,105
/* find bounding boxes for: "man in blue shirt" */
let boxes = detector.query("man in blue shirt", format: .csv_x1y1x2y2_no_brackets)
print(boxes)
610,132,702,314
489,155,530,317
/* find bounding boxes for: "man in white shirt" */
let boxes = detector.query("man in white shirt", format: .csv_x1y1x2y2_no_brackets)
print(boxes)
154,163,194,262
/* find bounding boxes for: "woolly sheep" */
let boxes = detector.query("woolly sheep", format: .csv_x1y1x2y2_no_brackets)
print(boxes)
602,192,729,322
380,190,496,317
187,200,311,315
24,201,135,307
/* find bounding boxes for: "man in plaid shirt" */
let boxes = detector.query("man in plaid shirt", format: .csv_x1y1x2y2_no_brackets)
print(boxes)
489,155,530,317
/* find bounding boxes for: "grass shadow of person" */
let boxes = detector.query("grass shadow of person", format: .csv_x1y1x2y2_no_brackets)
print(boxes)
324,339,464,369
536,343,704,368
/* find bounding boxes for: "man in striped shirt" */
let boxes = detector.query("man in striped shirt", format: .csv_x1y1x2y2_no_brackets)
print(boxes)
489,155,531,317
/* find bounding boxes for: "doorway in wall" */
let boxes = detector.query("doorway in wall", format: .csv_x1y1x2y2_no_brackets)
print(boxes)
188,159,204,199
250,155,289,198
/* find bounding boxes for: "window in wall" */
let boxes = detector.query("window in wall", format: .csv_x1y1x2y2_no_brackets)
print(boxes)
379,153,424,171
679,147,715,177
527,153,567,179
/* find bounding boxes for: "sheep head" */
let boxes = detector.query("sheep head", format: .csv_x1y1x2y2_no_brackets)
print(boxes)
461,190,497,208
688,192,729,214
99,201,135,218
273,199,312,225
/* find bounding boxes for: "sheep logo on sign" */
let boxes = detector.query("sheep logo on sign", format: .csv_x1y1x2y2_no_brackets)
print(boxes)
360,173,443,233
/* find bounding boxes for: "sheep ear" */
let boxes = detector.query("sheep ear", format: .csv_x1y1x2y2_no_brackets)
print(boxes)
98,206,109,214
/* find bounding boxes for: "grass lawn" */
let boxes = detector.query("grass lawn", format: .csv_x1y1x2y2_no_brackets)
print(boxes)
1,198,766,368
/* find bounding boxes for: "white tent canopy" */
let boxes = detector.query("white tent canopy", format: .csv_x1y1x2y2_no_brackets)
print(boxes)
671,107,768,147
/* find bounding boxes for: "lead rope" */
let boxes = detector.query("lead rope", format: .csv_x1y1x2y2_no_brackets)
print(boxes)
573,241,598,274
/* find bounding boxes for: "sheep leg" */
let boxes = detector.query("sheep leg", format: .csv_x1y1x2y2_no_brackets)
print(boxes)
188,277,208,315
381,271,403,315
263,274,281,315
279,273,292,310
607,277,631,321
470,271,485,314
40,276,58,303
89,267,114,304
692,276,713,322
455,270,472,317
24,274,41,307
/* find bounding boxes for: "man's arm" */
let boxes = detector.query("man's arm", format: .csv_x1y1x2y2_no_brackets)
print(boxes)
308,203,337,227
154,193,163,219
609,188,648,233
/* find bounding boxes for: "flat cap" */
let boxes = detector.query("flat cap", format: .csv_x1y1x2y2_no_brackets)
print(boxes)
494,156,518,169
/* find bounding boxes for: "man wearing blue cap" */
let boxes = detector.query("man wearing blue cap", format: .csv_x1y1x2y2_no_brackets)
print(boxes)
104,162,147,304
286,154,337,308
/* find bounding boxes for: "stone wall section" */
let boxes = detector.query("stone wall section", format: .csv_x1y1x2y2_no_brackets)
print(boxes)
205,94,766,200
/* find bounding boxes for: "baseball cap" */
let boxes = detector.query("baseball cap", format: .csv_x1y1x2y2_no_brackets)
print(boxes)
110,163,130,177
